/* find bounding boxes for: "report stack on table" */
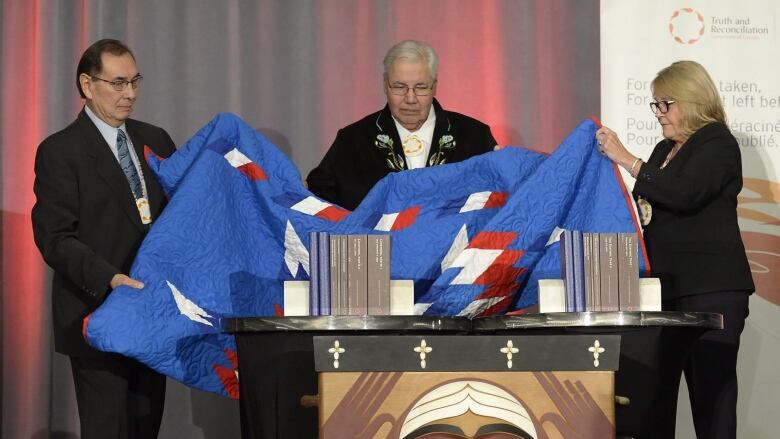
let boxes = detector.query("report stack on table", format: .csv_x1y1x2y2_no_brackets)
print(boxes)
285,232,415,316
548,230,660,313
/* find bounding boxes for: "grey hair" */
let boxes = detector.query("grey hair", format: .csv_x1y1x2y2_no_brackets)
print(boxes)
382,40,439,80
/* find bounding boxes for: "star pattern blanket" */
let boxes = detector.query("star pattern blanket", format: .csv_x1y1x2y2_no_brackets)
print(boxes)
84,113,646,398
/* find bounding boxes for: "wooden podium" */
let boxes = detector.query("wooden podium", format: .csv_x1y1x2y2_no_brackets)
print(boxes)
313,334,620,438
223,312,722,439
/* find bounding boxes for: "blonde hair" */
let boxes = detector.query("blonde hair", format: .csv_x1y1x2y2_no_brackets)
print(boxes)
651,60,727,136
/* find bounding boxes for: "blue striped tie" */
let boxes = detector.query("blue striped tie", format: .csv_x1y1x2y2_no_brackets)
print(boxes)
116,129,143,199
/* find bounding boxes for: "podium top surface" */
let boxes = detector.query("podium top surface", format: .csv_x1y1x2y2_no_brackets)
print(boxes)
222,311,723,333
223,315,472,333
473,311,723,331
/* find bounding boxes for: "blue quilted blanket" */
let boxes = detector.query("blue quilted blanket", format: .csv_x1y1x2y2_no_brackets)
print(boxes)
84,113,646,397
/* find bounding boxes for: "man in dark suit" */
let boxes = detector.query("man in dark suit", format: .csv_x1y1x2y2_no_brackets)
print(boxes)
32,39,176,439
307,40,498,210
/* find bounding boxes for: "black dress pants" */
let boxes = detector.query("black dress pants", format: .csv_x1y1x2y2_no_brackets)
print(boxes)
664,291,750,439
70,354,167,439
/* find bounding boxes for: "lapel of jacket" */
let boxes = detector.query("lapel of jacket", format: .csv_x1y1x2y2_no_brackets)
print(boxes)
649,139,674,168
667,123,720,167
77,109,146,232
426,99,456,167
654,128,707,171
373,105,407,171
126,121,165,220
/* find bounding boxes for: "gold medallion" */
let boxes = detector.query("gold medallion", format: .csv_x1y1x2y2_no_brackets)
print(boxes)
637,197,652,226
403,135,424,156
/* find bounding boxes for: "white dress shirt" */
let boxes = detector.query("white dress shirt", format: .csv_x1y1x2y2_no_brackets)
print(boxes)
84,105,148,198
393,106,437,170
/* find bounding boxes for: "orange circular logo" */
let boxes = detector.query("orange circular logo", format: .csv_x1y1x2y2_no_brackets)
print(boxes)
669,8,705,44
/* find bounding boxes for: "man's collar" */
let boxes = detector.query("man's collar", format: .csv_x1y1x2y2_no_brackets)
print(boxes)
84,104,127,133
84,105,128,148
392,105,436,139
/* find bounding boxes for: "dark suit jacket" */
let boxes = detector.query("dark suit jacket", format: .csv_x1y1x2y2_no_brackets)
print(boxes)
32,109,176,358
633,122,754,300
306,99,497,210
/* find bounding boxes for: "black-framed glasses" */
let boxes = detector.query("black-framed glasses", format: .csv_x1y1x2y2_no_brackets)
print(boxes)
90,74,143,91
387,82,435,96
649,100,676,114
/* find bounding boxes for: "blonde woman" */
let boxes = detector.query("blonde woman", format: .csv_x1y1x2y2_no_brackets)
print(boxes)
597,61,754,439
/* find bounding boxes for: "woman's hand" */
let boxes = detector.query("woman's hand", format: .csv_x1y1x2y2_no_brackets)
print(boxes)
595,126,638,171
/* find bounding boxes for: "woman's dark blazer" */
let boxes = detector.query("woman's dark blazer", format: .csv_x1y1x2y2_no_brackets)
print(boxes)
632,122,754,300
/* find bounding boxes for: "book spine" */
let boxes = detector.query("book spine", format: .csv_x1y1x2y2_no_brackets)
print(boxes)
572,230,586,312
561,230,576,312
318,232,331,315
591,233,601,312
330,234,342,316
347,234,367,315
618,232,640,311
367,234,391,315
559,231,567,310
583,233,593,312
599,233,620,311
558,230,566,310
340,235,349,316
308,231,319,316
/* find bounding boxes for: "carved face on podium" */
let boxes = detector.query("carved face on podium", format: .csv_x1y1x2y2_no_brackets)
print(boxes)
320,371,614,438
398,380,537,439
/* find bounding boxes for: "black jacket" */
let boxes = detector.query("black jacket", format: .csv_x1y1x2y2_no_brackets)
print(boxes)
633,122,754,300
32,109,176,357
306,99,497,210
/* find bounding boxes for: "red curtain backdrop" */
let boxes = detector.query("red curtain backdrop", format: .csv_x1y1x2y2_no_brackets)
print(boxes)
3,0,47,435
1,1,599,437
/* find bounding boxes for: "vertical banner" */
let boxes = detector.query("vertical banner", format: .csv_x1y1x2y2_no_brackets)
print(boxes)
601,0,780,436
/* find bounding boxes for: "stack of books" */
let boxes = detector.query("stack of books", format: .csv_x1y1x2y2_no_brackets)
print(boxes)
308,232,391,316
560,230,640,312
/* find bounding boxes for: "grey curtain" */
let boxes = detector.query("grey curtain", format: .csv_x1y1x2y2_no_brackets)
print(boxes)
1,1,599,437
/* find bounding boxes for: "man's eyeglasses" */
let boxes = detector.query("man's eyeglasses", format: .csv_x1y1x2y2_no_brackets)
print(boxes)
649,100,676,114
90,74,143,91
387,82,435,96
